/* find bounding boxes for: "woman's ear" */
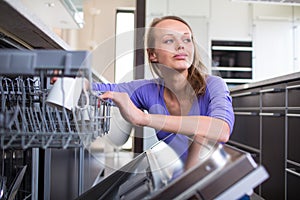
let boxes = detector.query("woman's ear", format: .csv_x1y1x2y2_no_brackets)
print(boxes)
147,49,158,63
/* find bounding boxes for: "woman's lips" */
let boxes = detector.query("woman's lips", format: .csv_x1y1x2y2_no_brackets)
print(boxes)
174,53,187,60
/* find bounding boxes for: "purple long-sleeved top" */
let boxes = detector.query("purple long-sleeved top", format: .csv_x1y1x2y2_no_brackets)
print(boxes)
92,75,234,162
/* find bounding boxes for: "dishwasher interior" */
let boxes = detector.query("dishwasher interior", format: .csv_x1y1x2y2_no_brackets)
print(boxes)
0,49,112,199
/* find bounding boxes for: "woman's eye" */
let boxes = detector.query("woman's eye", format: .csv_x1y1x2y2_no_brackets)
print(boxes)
183,38,191,43
164,39,174,44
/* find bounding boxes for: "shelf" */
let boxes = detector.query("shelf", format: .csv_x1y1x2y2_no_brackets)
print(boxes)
212,67,252,72
223,78,253,83
212,46,253,51
211,40,253,86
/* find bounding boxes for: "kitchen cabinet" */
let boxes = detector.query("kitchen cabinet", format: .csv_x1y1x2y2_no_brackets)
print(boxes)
286,80,300,199
231,88,260,149
230,72,300,200
259,83,286,199
169,0,209,17
286,163,300,199
231,111,260,150
230,87,261,194
252,20,294,81
210,0,252,41
260,83,286,108
252,3,293,20
260,110,285,199
146,0,209,17
0,0,69,49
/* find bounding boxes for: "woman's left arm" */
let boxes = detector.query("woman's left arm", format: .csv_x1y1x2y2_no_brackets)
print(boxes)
100,91,230,143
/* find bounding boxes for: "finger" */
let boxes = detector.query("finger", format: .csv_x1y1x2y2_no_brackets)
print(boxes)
99,91,114,100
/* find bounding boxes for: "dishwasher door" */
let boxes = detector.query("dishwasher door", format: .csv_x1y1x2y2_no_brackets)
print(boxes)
76,137,269,200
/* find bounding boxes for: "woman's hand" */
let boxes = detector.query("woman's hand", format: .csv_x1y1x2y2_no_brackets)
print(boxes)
100,91,148,127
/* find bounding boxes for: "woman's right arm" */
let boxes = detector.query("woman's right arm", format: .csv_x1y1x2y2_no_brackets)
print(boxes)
92,82,117,93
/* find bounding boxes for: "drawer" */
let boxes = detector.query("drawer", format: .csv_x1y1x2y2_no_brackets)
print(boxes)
286,163,300,199
260,83,285,108
260,110,285,200
287,111,300,163
231,89,260,108
287,80,300,107
231,111,260,149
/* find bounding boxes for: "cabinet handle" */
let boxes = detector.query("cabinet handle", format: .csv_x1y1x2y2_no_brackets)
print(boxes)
286,84,300,90
231,91,258,97
286,113,300,117
259,88,283,93
259,112,282,117
234,112,258,116
286,168,300,177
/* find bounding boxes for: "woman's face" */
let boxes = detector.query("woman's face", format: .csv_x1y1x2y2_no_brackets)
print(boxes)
149,19,195,75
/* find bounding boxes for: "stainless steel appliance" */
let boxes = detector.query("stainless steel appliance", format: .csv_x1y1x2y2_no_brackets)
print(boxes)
76,136,269,200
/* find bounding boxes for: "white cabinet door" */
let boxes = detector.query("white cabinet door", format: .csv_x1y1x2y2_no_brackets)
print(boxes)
293,22,300,72
253,20,294,81
169,0,209,17
293,7,300,72
210,0,252,41
146,0,167,16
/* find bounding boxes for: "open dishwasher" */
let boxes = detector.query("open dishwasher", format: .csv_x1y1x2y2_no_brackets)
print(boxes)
76,135,269,200
0,49,111,199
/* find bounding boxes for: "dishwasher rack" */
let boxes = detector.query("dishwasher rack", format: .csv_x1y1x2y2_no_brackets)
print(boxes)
0,50,111,149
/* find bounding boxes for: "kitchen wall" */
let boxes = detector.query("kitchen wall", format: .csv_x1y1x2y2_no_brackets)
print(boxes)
78,0,135,83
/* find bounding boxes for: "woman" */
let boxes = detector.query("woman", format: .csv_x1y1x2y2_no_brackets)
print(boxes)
92,16,234,162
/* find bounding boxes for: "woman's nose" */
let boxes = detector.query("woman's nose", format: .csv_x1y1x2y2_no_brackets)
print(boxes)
177,42,184,50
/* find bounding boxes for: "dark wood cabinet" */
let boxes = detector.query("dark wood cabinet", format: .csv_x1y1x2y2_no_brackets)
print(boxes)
231,88,260,108
230,73,300,200
231,111,260,150
260,83,285,108
286,81,300,199
260,110,285,199
231,88,260,150
287,80,300,107
286,163,300,199
287,113,300,163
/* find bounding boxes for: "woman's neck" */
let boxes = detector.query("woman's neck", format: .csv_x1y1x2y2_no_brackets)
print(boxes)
163,70,191,97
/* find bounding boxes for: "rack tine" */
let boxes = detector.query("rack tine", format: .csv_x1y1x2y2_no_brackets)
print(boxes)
62,108,72,133
46,106,55,132
13,106,21,132
54,107,65,132
29,107,38,132
38,106,49,132
18,107,28,132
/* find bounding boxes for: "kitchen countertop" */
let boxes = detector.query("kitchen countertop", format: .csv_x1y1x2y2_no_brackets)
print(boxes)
230,71,300,92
